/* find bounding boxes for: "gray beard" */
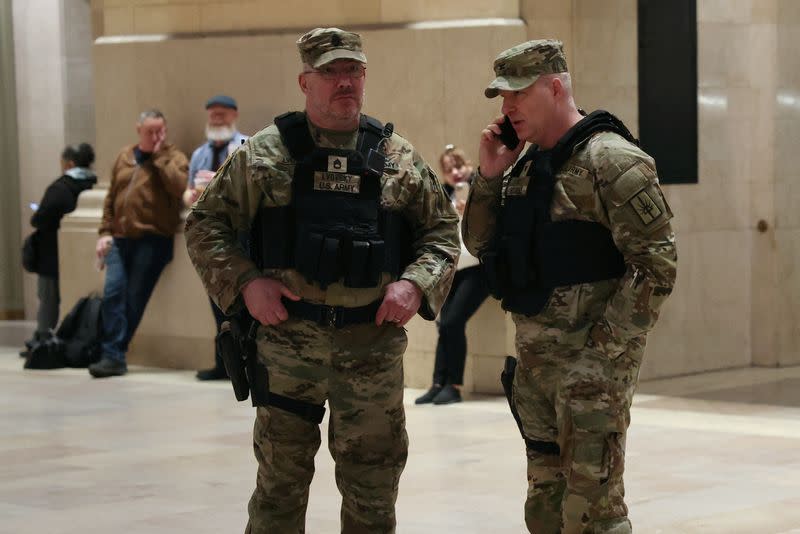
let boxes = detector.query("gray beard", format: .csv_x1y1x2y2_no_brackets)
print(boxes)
206,123,236,143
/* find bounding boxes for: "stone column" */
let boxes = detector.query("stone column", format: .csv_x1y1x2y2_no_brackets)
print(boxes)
13,0,68,320
763,1,800,367
10,0,95,323
0,0,23,319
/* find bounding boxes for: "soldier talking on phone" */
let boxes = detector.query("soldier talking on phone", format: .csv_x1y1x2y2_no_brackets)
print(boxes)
463,40,677,533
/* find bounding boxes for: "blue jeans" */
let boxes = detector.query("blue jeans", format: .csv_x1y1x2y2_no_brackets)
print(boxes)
100,235,173,362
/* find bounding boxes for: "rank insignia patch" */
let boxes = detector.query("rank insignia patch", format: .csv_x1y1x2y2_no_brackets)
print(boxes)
328,155,347,173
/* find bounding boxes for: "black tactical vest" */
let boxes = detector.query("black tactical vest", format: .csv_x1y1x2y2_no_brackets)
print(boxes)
482,110,639,315
251,112,412,289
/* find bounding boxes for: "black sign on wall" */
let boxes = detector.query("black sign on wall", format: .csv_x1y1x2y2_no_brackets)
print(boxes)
638,0,698,184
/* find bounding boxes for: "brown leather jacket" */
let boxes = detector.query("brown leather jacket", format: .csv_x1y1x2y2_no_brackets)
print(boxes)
99,143,189,238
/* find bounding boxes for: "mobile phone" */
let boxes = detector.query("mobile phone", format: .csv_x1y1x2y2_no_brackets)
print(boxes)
497,115,520,150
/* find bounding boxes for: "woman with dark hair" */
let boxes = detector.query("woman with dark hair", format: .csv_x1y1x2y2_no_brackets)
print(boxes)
415,145,490,405
22,143,97,355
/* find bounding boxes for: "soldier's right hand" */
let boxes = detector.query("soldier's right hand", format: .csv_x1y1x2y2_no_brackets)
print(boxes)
478,115,526,179
242,277,301,326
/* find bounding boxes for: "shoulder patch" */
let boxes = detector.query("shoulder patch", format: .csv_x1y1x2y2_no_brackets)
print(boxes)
605,160,672,232
631,189,662,225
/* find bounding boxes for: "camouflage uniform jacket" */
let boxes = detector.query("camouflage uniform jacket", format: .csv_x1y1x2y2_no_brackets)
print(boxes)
463,131,677,358
185,118,460,318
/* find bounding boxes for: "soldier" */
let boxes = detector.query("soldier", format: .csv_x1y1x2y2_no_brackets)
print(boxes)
184,28,459,534
463,40,677,533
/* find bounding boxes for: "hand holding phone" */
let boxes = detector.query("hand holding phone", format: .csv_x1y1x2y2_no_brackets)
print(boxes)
497,115,520,150
479,115,525,180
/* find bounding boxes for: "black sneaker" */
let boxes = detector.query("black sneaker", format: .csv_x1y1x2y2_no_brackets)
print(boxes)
196,366,229,381
414,385,443,405
88,357,128,378
432,384,462,405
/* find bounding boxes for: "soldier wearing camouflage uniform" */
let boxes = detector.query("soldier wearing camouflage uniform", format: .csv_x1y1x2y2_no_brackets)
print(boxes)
185,28,459,534
463,40,677,533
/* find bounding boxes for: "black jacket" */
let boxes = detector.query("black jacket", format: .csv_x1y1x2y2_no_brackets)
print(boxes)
31,173,96,277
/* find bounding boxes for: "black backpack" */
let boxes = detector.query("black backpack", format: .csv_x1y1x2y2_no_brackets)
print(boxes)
24,332,67,370
55,295,103,367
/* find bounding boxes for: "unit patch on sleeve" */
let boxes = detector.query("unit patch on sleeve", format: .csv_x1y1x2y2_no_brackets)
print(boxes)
631,190,662,225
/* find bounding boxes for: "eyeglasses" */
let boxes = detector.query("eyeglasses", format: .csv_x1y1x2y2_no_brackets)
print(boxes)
306,64,366,80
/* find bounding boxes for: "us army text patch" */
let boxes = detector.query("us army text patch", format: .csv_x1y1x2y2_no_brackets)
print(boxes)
314,172,361,194
563,164,589,179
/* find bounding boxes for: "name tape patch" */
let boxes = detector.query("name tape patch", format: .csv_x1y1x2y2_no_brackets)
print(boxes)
563,164,589,179
314,172,361,194
505,175,530,197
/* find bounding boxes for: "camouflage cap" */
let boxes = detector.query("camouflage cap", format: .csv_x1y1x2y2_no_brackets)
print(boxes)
484,39,568,98
297,27,367,68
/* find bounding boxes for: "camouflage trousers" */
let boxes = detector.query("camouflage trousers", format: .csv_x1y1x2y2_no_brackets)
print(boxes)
245,317,409,534
512,314,645,534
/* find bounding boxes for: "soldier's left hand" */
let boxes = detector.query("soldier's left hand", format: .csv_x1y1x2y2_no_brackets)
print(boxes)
376,280,423,327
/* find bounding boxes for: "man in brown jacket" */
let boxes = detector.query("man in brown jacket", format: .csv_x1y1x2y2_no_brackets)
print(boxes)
88,109,188,378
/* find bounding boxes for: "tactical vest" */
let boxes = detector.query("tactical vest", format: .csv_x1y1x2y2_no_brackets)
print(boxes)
251,112,412,289
482,110,638,316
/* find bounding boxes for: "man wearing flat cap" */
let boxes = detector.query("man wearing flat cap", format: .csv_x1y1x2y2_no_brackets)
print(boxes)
184,94,249,381
463,40,677,533
185,27,458,533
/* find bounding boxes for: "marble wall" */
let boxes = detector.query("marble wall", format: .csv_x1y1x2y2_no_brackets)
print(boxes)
771,0,800,366
90,0,519,36
63,0,96,148
11,0,800,385
90,21,525,185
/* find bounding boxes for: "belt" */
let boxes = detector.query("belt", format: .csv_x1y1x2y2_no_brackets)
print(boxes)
283,298,382,328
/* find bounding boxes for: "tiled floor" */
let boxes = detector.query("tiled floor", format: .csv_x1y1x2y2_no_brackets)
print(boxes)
2,348,800,533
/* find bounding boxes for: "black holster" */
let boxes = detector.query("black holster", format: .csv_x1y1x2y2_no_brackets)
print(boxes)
500,356,526,439
216,320,250,402
216,316,326,424
500,356,561,456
